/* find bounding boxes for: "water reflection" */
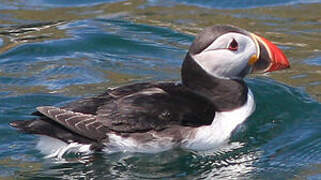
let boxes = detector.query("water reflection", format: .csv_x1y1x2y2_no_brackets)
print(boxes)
0,0,319,100
147,0,321,9
25,142,260,179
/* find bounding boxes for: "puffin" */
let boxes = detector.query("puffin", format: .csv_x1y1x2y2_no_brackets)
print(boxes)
10,25,290,156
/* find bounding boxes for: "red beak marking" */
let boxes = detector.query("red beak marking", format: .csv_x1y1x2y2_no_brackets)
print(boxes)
257,35,290,72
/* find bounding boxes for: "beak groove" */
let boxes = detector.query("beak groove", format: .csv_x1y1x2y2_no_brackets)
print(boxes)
251,33,290,73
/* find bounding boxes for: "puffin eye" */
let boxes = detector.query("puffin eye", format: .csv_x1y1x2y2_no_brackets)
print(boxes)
228,39,238,51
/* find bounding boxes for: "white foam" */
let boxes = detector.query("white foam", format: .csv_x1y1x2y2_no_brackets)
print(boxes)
36,136,92,159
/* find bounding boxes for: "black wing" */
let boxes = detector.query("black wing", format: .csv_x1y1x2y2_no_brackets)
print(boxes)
61,82,157,114
13,82,215,142
96,84,215,133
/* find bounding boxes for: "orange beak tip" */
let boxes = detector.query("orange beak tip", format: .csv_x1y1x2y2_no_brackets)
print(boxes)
256,35,290,72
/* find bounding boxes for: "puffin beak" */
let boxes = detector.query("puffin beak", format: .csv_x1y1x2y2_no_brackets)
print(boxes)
250,33,290,73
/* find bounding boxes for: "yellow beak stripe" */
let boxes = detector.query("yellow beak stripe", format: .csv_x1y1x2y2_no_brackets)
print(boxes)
249,54,258,65
249,33,261,66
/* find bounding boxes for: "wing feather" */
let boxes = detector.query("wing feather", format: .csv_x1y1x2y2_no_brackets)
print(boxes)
95,85,215,133
34,82,214,138
37,106,107,140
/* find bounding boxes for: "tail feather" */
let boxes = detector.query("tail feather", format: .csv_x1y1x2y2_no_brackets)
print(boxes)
9,118,95,145
9,119,37,133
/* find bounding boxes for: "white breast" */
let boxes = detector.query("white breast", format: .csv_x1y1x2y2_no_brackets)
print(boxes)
183,89,256,151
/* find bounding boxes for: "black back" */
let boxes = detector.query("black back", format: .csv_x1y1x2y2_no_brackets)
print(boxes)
10,82,216,144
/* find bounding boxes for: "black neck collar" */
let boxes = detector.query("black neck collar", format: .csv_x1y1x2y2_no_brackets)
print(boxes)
181,53,248,112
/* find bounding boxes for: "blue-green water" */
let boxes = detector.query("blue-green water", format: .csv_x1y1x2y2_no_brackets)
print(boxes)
0,0,321,179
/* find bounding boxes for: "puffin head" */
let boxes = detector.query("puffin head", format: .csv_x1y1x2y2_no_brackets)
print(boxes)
182,25,290,80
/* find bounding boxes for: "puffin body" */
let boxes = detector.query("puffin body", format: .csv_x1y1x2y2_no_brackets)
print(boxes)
10,25,290,156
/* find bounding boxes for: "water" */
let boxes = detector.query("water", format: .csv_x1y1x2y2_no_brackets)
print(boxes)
0,0,321,179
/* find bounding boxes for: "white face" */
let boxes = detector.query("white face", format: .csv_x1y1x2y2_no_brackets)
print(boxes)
191,32,259,79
